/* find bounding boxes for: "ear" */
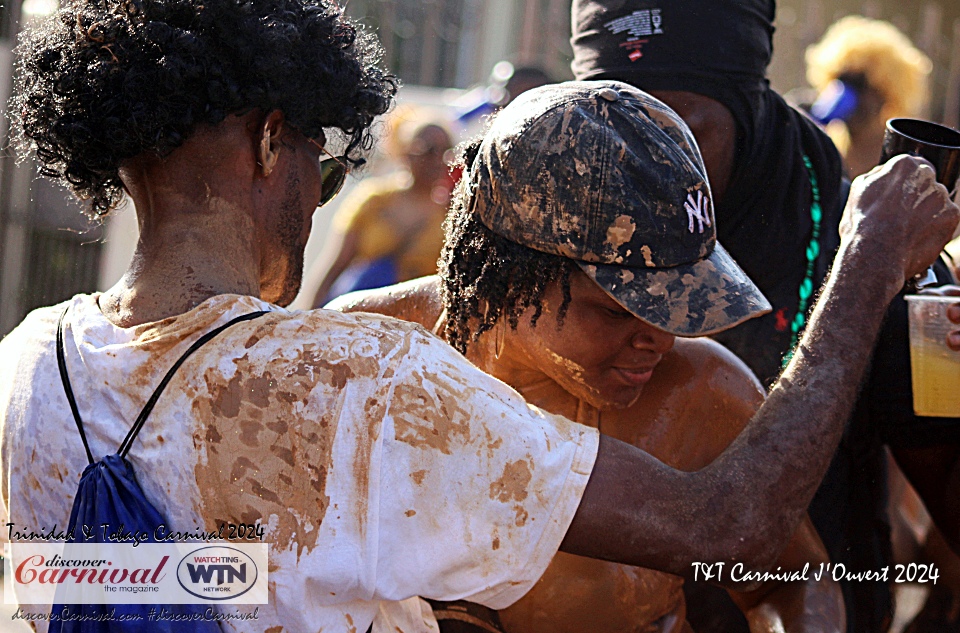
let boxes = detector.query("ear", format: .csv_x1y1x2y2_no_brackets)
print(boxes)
257,110,285,178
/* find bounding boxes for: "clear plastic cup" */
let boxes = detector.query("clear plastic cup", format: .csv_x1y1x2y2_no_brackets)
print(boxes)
905,295,960,417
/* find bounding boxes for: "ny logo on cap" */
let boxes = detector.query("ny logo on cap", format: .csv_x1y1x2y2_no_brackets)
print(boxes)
684,190,711,234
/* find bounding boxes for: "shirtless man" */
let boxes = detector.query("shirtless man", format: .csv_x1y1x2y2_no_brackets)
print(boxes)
330,81,844,632
1,1,957,630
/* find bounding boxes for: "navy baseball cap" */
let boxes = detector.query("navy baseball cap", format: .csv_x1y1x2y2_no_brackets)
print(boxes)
468,80,771,335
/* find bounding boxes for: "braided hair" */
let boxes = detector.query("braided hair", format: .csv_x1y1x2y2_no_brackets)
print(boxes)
439,139,576,355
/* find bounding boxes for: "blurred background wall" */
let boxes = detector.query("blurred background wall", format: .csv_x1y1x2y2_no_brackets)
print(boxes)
1,0,960,336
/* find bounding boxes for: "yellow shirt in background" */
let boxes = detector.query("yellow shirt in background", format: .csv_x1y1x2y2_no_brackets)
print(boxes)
333,175,448,282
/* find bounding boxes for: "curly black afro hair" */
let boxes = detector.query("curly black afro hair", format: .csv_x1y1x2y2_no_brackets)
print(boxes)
439,139,576,355
12,0,397,216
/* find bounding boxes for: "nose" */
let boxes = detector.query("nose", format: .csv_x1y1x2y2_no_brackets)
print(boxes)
630,322,675,354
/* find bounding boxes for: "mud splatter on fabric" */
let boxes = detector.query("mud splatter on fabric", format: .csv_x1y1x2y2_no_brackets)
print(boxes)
0,293,598,633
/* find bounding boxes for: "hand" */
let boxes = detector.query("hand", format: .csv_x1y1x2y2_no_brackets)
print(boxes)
840,155,959,285
920,285,960,351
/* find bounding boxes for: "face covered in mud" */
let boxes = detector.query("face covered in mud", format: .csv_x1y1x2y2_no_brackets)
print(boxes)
505,270,676,410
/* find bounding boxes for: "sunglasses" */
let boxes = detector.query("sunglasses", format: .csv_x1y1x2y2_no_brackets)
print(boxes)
308,138,349,206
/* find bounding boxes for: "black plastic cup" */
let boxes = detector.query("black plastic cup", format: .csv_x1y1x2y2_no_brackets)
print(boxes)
879,118,960,193
879,119,960,290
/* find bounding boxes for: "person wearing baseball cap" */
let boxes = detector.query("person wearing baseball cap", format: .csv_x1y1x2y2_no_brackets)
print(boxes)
571,0,847,388
331,80,845,633
571,3,960,631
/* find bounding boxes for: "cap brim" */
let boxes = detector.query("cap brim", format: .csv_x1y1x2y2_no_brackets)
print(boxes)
578,242,771,337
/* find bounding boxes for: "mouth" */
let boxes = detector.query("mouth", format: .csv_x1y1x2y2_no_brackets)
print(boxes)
612,366,657,387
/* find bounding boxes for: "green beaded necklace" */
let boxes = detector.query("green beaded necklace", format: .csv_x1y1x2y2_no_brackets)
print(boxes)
782,153,822,368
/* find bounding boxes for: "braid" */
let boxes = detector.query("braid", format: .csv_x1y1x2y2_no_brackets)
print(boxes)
439,139,575,354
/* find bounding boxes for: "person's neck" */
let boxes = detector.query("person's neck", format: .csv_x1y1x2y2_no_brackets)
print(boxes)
100,207,261,328
100,122,270,328
472,329,585,420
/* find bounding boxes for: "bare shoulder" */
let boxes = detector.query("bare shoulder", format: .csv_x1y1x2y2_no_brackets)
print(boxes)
662,337,766,410
615,336,766,466
323,275,443,331
669,337,766,406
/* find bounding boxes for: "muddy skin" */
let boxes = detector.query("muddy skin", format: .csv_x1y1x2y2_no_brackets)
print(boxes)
100,111,322,329
330,274,844,633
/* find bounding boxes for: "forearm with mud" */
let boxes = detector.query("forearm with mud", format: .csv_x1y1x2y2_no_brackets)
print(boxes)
561,237,902,587
717,237,900,570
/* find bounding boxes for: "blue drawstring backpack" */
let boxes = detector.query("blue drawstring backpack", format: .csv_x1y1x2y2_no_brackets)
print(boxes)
51,307,266,632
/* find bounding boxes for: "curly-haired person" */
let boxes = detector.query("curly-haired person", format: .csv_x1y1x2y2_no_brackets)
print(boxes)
570,3,959,631
1,7,957,633
13,0,392,218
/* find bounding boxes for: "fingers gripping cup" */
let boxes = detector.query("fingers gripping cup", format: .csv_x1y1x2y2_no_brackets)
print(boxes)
905,295,960,417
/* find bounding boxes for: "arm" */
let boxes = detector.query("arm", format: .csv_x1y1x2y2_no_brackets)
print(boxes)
324,275,443,328
560,157,959,587
663,341,844,631
728,516,845,633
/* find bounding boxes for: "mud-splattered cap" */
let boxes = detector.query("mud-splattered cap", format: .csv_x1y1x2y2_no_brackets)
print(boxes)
468,80,771,336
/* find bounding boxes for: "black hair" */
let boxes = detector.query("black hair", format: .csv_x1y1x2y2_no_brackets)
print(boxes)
438,139,576,355
12,0,397,216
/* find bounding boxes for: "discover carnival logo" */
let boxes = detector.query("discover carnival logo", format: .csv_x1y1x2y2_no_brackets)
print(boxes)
176,547,259,600
4,542,268,605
